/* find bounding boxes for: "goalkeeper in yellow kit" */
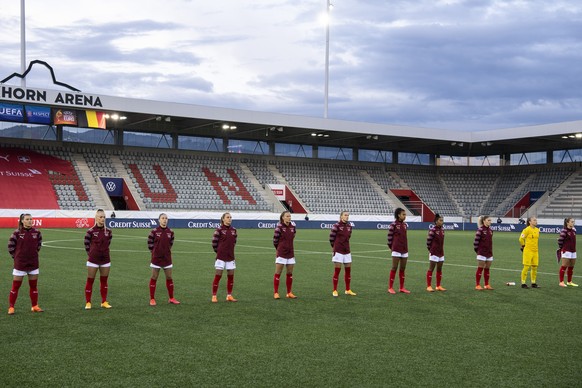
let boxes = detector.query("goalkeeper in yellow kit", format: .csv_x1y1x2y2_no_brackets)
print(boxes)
519,216,540,288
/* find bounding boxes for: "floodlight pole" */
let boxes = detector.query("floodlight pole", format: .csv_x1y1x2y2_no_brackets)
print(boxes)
20,0,26,88
324,0,331,119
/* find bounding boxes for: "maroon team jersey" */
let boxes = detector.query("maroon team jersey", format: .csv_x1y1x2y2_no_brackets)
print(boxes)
426,225,445,257
8,227,42,272
558,227,576,253
388,220,408,254
212,224,237,261
329,221,352,254
474,226,493,257
273,222,296,259
148,226,174,267
84,225,112,265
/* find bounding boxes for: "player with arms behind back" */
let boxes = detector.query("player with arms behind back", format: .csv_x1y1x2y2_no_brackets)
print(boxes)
7,213,43,315
387,208,411,294
147,213,180,306
474,215,494,290
272,211,298,300
558,217,578,287
84,209,113,309
330,211,356,297
426,213,446,292
211,212,238,302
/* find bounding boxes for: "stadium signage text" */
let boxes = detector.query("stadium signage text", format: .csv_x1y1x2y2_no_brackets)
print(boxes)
1,86,103,108
108,220,155,229
0,106,23,117
539,226,561,234
258,222,277,229
0,170,35,177
0,217,570,232
187,221,221,229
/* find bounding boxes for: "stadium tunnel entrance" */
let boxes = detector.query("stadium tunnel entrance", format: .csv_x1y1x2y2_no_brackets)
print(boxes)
100,177,139,211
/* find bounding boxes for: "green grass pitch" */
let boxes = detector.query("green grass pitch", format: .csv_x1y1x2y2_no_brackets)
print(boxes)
0,227,580,387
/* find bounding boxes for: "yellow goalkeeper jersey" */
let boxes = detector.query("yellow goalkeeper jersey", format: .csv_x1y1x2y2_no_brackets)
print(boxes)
519,225,540,253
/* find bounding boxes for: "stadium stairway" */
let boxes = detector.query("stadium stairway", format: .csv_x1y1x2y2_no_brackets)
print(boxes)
239,163,284,212
537,168,582,218
388,171,408,189
360,170,403,214
490,174,535,216
110,155,145,210
266,163,285,184
73,153,112,210
266,163,310,213
478,177,498,215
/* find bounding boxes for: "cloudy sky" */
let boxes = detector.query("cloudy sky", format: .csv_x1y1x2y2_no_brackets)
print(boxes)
1,0,581,130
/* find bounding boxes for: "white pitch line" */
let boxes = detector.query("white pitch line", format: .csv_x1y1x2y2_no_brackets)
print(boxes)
39,238,580,278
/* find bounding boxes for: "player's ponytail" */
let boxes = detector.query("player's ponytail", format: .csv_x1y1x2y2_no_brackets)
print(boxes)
394,208,405,220
279,211,290,223
18,213,31,230
564,217,574,228
220,212,231,225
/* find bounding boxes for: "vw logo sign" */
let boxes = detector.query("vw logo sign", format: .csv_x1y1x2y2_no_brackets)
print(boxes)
105,181,116,192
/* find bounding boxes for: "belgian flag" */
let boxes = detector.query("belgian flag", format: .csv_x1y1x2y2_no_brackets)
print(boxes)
77,110,106,129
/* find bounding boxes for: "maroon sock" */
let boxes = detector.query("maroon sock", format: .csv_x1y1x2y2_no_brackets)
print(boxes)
286,273,293,293
332,267,341,291
559,266,567,282
99,276,108,303
149,278,157,299
567,267,574,283
426,270,433,287
484,268,490,286
166,278,174,299
28,278,38,306
436,270,443,287
399,269,406,289
476,268,483,286
227,274,234,295
212,274,222,296
9,280,22,308
85,277,95,303
344,267,352,291
389,269,396,289
273,273,281,293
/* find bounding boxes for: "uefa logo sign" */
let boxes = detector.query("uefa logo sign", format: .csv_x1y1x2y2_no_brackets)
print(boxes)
105,182,116,192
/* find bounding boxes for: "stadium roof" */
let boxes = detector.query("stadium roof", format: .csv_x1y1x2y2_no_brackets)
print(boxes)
2,84,582,157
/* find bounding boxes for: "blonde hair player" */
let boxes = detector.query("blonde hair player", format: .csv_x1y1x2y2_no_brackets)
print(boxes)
519,216,540,288
83,209,113,309
474,215,494,290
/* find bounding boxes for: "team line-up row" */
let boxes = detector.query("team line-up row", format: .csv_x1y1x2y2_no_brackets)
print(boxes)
6,208,578,315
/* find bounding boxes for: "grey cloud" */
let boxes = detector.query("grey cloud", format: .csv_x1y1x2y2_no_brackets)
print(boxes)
31,20,202,65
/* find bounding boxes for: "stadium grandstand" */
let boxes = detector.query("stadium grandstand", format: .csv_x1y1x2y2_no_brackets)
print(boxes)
2,67,582,225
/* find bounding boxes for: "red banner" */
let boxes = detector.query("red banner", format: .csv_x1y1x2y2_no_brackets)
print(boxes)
0,217,91,228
